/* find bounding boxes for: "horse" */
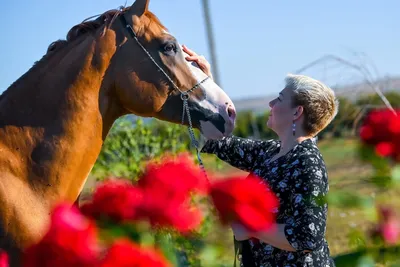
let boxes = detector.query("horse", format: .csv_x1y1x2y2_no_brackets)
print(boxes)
0,0,236,265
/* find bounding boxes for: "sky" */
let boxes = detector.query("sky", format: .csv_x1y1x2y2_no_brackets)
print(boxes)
1,0,399,100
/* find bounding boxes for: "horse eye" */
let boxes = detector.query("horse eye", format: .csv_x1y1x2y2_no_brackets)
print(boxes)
163,43,176,53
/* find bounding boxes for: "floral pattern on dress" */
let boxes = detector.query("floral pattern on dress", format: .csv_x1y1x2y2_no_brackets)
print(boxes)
201,136,335,267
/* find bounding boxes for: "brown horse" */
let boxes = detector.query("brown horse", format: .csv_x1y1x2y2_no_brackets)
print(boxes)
0,0,236,265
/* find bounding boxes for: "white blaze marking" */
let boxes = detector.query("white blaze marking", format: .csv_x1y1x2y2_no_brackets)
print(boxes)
179,46,232,117
160,32,235,136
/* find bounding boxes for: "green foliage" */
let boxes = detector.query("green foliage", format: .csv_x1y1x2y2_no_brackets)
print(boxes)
91,116,194,181
233,110,276,139
320,96,360,138
356,91,400,107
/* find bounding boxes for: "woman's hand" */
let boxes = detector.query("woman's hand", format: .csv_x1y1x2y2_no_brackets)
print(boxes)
231,223,251,241
182,45,213,79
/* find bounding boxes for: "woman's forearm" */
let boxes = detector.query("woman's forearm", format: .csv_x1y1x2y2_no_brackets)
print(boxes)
251,224,296,252
200,136,274,172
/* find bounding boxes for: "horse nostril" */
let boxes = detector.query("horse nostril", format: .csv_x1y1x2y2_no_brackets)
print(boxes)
227,106,236,120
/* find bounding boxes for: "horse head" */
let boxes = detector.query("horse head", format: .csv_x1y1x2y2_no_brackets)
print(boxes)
107,0,236,139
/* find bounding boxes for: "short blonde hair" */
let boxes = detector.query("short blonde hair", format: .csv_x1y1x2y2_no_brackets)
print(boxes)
285,73,339,136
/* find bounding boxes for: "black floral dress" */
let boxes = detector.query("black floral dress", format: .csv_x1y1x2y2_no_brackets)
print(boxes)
201,137,335,267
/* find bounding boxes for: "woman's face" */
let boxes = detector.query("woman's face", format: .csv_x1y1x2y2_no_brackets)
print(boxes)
267,87,297,135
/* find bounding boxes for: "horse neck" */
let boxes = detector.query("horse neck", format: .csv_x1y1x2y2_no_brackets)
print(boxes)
0,30,122,201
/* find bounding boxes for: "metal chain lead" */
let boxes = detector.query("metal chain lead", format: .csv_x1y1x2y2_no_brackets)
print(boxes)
182,98,208,179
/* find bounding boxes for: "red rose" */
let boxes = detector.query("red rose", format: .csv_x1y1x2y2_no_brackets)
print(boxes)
138,153,209,198
375,142,394,157
371,205,400,245
210,175,279,232
360,109,400,161
137,190,203,233
23,203,100,267
81,179,143,222
134,154,208,233
381,220,400,244
360,109,395,144
100,239,170,267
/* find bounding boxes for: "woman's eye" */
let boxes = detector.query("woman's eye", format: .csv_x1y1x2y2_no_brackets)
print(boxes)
164,43,176,53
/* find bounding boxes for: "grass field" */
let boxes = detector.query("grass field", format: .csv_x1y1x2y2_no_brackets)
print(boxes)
199,137,400,266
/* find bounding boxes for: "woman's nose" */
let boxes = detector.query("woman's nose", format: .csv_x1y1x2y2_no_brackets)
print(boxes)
269,100,274,108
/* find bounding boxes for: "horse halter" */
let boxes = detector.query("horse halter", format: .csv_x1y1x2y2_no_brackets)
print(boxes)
119,13,209,176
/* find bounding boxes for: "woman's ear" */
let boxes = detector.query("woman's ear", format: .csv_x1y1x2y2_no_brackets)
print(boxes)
293,106,304,121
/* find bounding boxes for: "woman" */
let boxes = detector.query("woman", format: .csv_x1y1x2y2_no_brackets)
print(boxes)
183,45,338,267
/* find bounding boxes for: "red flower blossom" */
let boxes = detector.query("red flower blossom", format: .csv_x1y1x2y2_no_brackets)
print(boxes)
381,220,400,244
375,142,394,157
100,239,170,267
359,125,374,141
81,155,206,233
370,205,400,245
138,153,209,198
210,175,279,232
360,108,400,161
81,179,143,222
134,154,208,233
137,192,203,233
23,203,100,267
0,250,8,267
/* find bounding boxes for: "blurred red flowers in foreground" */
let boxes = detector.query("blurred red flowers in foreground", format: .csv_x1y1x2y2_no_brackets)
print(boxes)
80,179,144,222
101,239,170,267
370,205,400,245
210,174,279,232
15,153,278,266
23,204,171,267
23,204,101,267
82,154,208,233
360,108,400,161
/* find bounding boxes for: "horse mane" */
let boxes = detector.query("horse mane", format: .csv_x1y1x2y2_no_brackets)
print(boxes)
46,7,127,55
46,7,167,55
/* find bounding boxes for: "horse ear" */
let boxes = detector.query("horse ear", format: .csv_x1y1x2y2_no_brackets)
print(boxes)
128,0,150,17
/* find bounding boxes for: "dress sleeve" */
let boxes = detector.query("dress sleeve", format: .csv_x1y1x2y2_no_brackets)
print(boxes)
200,136,277,172
283,153,329,251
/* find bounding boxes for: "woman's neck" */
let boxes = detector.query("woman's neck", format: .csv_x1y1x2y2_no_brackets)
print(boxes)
277,131,310,157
